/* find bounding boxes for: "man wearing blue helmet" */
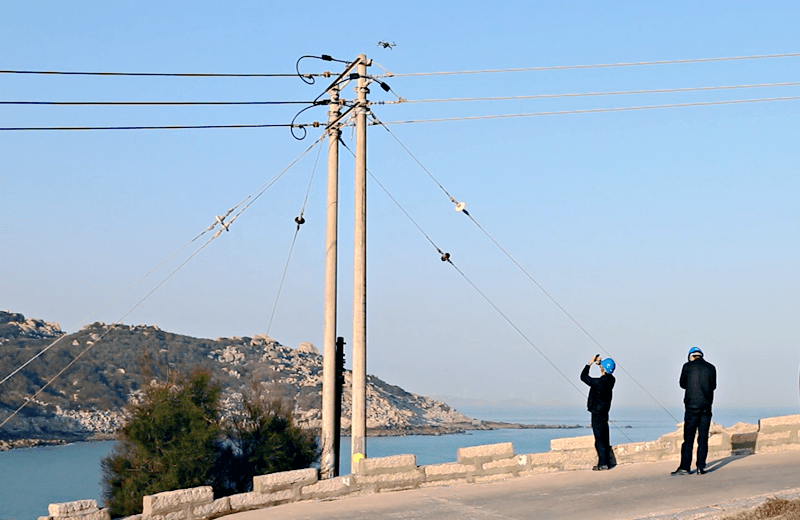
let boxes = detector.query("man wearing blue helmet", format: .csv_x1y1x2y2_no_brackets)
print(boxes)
581,354,616,470
672,346,717,476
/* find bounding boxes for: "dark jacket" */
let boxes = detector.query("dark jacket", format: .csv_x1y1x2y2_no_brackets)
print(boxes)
581,364,615,414
680,357,717,411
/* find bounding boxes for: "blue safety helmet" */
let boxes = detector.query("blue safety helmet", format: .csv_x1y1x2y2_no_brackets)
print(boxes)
688,346,704,360
600,358,616,374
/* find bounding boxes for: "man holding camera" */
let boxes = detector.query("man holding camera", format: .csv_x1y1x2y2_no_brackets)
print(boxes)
581,354,616,470
672,346,717,476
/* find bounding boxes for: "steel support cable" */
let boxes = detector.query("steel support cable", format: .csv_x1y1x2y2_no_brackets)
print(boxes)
339,140,446,259
377,52,800,77
444,259,634,442
462,211,680,424
374,95,800,126
0,190,258,389
0,225,215,388
0,139,324,430
343,138,633,441
266,139,325,335
372,114,680,424
372,81,800,105
0,232,219,431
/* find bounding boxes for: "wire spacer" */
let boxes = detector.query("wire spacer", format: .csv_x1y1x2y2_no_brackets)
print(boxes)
295,216,305,225
441,252,450,262
454,201,466,212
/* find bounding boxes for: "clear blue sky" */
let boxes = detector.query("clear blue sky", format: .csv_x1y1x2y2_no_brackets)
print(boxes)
2,1,799,413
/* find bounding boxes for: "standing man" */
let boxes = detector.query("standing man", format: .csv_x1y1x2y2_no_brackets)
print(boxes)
672,346,717,476
581,354,616,470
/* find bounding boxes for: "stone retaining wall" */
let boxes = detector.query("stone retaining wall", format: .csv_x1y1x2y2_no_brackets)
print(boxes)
40,414,800,520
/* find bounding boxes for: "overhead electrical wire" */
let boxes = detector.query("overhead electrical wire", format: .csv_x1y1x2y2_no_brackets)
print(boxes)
376,95,800,126
0,122,311,131
370,112,681,423
0,100,325,106
378,52,800,77
0,134,327,431
372,81,800,105
0,69,318,78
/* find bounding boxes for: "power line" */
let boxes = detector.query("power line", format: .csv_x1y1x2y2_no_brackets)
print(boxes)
379,52,800,77
0,100,324,106
373,81,800,105
0,69,320,78
376,95,800,125
0,122,311,131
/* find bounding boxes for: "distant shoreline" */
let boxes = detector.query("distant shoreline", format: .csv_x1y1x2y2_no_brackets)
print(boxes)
1,422,585,450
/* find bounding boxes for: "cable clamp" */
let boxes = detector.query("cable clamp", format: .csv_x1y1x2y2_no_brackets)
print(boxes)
215,215,231,232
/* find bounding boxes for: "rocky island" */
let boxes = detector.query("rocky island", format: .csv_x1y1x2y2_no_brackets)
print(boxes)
0,311,579,450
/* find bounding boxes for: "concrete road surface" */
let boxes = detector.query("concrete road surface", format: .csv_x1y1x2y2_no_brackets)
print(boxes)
224,449,800,520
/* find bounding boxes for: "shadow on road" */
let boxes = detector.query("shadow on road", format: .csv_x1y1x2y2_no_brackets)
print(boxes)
705,453,751,473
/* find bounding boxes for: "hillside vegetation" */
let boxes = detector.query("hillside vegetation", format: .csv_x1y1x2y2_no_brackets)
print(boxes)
0,311,475,444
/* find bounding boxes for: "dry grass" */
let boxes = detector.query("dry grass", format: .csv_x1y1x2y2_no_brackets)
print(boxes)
724,497,800,520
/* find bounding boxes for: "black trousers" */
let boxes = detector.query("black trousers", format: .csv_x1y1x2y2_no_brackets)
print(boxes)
680,407,712,471
591,411,612,466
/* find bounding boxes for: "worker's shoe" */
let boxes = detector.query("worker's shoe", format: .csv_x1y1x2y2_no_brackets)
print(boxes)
696,467,707,475
592,465,610,471
670,468,691,476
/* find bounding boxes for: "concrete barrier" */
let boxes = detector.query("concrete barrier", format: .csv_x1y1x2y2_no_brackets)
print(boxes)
46,414,792,520
754,414,800,453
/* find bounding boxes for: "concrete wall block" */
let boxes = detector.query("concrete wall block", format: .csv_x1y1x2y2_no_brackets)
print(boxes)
228,489,295,512
419,478,468,488
473,473,515,484
758,414,800,429
253,468,318,493
457,442,514,464
300,476,355,500
191,497,230,519
49,500,98,517
354,469,423,491
525,451,567,467
422,462,471,480
73,510,110,520
357,454,417,475
482,456,522,476
143,487,213,516
550,435,594,451
145,511,186,520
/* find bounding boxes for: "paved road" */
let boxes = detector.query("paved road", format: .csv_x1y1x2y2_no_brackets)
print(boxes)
225,449,800,520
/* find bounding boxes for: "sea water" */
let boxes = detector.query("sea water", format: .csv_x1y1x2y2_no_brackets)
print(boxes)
1,406,795,520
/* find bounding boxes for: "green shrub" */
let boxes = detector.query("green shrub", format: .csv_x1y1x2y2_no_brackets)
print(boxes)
212,389,318,496
101,369,222,517
101,371,319,516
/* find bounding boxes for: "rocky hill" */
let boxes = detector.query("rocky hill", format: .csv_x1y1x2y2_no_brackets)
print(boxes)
0,310,481,447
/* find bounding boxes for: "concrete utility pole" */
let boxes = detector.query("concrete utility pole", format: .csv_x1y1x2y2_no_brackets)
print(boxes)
351,54,369,466
320,86,341,480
